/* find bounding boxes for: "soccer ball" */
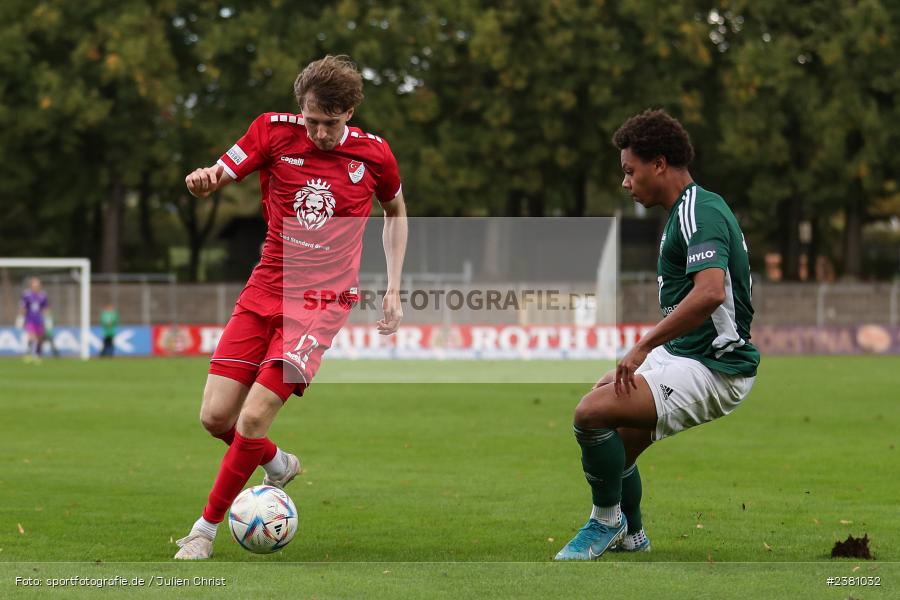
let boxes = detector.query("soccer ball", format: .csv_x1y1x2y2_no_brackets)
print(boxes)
228,485,298,554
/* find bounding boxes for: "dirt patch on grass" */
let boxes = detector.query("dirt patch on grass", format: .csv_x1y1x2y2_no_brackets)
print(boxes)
831,534,873,559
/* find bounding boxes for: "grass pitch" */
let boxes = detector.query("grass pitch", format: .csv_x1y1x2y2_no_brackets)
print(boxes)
1,356,897,598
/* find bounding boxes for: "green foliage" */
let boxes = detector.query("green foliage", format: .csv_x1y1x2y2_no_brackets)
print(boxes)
713,0,900,277
0,1,897,278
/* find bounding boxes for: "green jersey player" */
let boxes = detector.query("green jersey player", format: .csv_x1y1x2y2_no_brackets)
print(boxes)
555,109,759,560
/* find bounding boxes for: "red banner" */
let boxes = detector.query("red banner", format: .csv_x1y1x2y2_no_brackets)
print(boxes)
151,323,900,357
151,323,653,358
152,325,224,356
326,324,654,359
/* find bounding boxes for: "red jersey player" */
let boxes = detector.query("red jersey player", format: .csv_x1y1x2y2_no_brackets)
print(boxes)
174,56,408,559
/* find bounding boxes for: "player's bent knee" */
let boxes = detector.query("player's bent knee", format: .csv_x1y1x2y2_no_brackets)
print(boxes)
236,410,268,438
573,395,604,428
236,398,281,438
573,386,622,429
199,375,247,435
199,409,233,436
573,398,591,427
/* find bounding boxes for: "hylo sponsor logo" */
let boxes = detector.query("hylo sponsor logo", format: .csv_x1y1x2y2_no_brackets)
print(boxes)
687,249,716,264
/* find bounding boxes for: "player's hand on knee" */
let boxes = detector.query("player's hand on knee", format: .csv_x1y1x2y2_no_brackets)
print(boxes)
615,343,650,396
592,369,616,389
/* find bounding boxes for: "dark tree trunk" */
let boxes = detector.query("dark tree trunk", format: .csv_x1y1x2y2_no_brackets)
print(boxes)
176,193,221,282
138,171,156,266
568,171,587,217
506,192,522,217
101,175,124,273
806,216,819,282
527,194,544,217
841,132,865,279
187,230,203,283
90,198,104,266
70,196,89,257
779,198,802,281
842,193,863,279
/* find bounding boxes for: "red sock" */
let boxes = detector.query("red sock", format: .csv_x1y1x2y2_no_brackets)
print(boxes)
202,432,268,523
212,426,236,445
260,439,277,465
212,426,277,465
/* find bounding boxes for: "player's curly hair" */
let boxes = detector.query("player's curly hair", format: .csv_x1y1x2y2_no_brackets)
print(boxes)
612,109,694,168
294,55,364,115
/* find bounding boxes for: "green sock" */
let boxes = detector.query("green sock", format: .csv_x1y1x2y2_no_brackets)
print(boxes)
621,463,643,533
573,426,625,508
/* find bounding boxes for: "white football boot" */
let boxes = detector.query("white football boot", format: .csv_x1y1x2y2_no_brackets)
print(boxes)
262,452,302,489
173,534,214,560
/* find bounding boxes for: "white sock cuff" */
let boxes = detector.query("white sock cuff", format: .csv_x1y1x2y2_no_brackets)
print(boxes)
262,448,287,477
591,504,622,527
624,528,647,549
191,516,218,540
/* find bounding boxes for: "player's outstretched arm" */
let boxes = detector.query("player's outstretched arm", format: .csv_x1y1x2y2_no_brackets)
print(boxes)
185,164,234,199
377,192,408,335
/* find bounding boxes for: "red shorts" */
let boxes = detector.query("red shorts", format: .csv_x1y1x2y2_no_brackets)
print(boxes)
209,284,352,401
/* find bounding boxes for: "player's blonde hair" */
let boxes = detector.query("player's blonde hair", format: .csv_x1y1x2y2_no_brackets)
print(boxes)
294,55,364,116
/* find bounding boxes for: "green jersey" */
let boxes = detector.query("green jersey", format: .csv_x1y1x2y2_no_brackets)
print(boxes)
100,309,118,337
657,183,759,376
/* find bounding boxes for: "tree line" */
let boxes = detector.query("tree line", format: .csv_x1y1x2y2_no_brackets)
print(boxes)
1,0,897,280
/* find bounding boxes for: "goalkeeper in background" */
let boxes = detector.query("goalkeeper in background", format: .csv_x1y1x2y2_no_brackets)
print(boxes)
41,309,61,358
18,277,49,363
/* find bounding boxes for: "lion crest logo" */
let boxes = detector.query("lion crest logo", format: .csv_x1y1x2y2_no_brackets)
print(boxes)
293,178,335,230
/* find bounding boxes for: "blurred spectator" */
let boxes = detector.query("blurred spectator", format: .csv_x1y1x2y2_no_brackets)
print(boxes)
100,304,119,357
42,309,61,358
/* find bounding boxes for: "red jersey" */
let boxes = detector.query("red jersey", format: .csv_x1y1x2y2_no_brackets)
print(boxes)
217,112,402,297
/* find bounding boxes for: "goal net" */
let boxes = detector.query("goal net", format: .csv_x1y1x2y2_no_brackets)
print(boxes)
0,258,91,360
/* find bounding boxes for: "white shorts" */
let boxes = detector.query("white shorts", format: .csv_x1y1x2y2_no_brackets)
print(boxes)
635,346,755,441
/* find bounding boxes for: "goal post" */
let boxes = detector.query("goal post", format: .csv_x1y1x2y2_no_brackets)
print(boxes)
0,258,91,360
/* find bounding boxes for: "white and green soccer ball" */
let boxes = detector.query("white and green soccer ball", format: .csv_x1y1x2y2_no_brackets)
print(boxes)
228,485,298,554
